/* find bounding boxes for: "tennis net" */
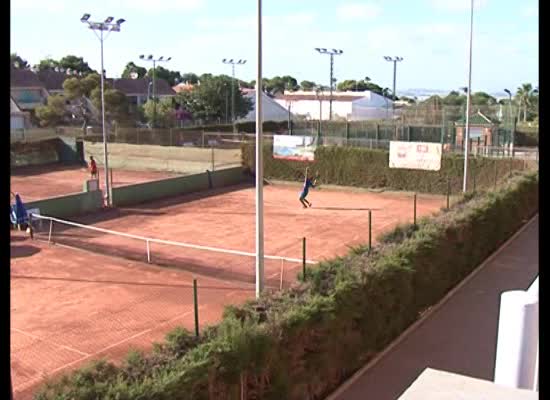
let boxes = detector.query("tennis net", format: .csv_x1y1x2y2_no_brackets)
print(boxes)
29,214,317,290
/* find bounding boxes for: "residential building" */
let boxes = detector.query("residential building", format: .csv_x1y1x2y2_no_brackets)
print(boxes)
10,97,31,129
238,88,292,122
455,110,498,147
274,90,394,121
10,68,49,111
111,78,176,112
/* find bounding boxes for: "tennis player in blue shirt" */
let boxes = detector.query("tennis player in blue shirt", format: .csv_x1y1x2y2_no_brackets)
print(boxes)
299,167,317,208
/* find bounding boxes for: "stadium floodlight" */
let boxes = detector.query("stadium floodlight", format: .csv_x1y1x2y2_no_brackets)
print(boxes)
462,0,474,193
116,18,125,25
383,56,404,115
80,13,126,207
137,54,172,128
222,58,248,125
315,47,344,120
504,88,515,155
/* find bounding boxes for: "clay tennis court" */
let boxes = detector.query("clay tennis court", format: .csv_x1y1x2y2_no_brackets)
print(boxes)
11,183,445,399
10,163,177,202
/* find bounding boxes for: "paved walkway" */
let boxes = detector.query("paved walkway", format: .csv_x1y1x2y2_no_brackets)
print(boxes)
328,215,539,400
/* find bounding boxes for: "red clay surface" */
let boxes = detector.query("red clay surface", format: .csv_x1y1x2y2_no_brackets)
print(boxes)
11,233,255,400
11,184,445,399
11,163,177,202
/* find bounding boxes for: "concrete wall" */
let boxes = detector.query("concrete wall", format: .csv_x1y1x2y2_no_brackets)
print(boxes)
26,190,104,219
111,167,249,207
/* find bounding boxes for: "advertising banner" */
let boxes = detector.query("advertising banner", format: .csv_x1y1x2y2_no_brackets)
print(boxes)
273,135,316,161
389,141,442,171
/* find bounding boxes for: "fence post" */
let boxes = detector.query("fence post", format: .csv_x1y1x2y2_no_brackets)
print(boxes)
137,129,140,145
146,240,151,263
413,193,417,226
376,124,380,141
446,179,451,210
509,156,513,178
202,131,205,147
368,210,372,252
110,168,114,188
473,162,477,193
193,278,200,337
169,128,173,146
345,120,350,140
495,160,498,190
211,145,215,172
302,237,306,280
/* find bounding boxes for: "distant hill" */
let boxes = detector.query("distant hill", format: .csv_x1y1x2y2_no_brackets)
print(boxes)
399,88,509,101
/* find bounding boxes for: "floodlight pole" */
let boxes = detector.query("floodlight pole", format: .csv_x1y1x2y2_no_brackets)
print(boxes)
222,59,247,125
384,56,404,115
256,0,264,298
463,0,474,193
505,89,515,156
315,48,343,120
138,55,171,128
81,14,125,207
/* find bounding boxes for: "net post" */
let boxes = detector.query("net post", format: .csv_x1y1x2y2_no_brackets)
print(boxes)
368,210,372,252
48,219,53,244
473,162,477,193
446,179,451,210
193,278,199,337
28,213,34,239
413,193,417,226
509,156,513,178
302,237,306,280
146,239,151,263
110,168,113,188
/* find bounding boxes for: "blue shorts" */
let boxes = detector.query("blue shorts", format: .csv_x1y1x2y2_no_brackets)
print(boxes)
299,190,309,200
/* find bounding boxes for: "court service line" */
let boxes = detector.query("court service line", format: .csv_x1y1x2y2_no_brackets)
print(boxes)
14,306,206,391
324,213,538,400
11,327,90,357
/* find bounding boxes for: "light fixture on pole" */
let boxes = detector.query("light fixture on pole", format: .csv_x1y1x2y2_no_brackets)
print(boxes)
504,88,515,156
80,13,125,207
462,0,474,193
139,54,172,128
222,58,247,125
315,48,343,120
255,0,264,298
383,56,403,115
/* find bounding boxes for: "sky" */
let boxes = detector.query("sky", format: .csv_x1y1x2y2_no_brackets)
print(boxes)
10,0,538,95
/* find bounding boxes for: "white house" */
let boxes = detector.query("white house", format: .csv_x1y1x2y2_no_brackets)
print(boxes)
274,90,394,121
237,88,292,122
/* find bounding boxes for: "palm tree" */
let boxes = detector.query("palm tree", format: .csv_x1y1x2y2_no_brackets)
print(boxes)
515,83,533,122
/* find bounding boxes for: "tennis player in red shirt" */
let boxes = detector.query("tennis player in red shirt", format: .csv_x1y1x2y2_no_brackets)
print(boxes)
89,156,98,179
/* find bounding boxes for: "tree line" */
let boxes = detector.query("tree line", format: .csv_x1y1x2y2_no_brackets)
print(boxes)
11,52,539,128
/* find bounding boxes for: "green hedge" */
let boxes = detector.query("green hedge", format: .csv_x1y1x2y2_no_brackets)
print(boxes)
36,172,538,400
241,144,528,194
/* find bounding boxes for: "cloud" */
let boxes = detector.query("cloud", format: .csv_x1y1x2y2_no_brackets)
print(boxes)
429,0,488,12
337,3,381,20
118,0,204,13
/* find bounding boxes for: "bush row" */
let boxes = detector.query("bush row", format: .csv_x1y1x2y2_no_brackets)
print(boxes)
36,171,538,400
241,144,529,194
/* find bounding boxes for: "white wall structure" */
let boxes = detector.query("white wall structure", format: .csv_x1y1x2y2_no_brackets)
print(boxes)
274,90,393,121
494,276,538,391
238,89,291,122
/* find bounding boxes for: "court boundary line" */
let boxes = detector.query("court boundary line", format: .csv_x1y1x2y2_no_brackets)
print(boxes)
14,306,205,391
11,327,90,357
324,213,538,400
